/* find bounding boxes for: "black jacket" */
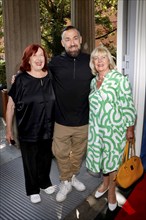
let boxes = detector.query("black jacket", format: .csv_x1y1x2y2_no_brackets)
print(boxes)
49,52,94,126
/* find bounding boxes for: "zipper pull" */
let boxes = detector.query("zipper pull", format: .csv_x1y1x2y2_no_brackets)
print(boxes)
40,79,43,86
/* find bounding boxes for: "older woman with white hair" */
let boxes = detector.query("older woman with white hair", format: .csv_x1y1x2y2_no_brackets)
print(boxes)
86,45,136,213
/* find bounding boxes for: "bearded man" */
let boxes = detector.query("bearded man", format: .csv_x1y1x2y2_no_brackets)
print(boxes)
49,26,94,202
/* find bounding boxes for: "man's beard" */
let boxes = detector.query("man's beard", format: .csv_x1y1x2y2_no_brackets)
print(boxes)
66,46,81,57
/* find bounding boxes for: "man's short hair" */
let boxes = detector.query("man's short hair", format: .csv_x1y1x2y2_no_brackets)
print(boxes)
61,25,80,38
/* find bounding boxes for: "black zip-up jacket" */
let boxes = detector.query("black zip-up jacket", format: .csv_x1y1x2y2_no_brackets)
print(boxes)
49,52,94,126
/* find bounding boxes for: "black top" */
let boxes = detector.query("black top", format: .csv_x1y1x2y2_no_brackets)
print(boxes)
49,52,94,126
8,71,55,142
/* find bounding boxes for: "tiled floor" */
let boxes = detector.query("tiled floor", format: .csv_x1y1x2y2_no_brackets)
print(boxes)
0,117,135,220
0,118,21,166
0,117,105,220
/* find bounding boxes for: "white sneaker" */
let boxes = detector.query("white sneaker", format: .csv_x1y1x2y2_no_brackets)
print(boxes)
30,194,41,203
56,181,72,202
71,175,86,191
43,185,57,195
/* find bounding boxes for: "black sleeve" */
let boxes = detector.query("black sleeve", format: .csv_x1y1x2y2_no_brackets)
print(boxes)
8,74,23,104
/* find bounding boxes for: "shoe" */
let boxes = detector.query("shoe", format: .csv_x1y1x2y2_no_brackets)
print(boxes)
71,175,86,191
108,202,118,211
105,205,121,220
95,187,108,198
116,190,126,207
30,194,41,203
43,185,57,195
56,180,72,202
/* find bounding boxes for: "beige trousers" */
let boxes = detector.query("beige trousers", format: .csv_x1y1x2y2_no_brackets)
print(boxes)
52,123,88,181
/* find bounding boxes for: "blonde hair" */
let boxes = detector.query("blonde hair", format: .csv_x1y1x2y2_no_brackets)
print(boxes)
90,45,116,75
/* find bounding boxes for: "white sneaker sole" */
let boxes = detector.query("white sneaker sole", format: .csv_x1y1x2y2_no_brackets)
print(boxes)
56,187,72,202
30,194,41,203
43,185,57,194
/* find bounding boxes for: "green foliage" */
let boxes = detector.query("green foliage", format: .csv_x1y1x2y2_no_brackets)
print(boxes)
40,0,71,57
0,0,118,71
0,60,6,86
39,0,117,57
94,0,118,58
0,0,3,39
95,0,117,33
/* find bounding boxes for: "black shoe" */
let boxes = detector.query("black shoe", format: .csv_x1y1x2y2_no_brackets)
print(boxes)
104,206,121,220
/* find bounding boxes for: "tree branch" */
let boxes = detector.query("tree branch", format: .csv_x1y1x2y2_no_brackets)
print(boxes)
95,28,117,39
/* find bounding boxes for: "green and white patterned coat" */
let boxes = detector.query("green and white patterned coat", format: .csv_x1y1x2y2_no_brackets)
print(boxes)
86,70,136,174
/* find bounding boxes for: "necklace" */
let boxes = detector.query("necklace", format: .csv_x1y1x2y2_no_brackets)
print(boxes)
97,75,105,82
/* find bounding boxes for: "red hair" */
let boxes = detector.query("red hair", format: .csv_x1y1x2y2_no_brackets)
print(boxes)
19,44,48,72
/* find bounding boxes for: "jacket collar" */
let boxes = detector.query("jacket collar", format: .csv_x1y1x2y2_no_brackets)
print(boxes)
61,51,82,60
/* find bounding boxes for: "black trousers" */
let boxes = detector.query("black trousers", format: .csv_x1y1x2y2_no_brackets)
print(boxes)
20,139,53,196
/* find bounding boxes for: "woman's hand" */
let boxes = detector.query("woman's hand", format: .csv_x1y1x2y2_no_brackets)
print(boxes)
126,125,135,141
6,130,14,145
6,97,15,144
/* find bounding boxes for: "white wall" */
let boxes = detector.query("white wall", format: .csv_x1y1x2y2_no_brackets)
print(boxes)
133,0,146,155
117,0,146,155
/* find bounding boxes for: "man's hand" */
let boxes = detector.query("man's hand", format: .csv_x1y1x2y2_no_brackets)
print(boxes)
11,74,16,84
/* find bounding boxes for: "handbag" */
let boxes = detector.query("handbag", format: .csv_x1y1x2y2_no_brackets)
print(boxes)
115,140,144,189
